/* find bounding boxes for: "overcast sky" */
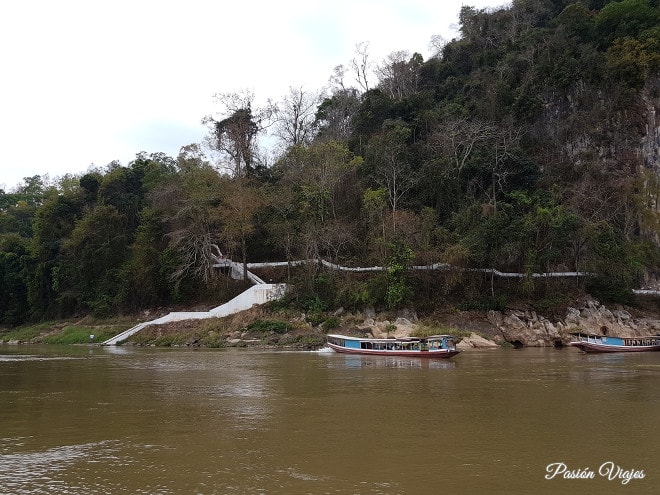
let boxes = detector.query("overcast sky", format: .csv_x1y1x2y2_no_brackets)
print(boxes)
0,0,508,190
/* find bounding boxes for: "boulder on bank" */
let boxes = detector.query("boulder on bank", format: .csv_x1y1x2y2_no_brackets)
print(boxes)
367,318,416,339
456,333,499,349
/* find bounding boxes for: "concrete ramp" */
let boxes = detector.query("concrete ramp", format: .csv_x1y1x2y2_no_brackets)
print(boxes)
102,283,286,345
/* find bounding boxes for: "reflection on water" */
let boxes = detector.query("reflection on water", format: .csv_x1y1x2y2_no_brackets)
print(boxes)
1,440,114,487
0,355,81,362
333,354,456,369
1,345,659,494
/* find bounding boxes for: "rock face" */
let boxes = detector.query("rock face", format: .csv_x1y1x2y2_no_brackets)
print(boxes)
487,309,563,347
343,298,660,349
487,296,660,347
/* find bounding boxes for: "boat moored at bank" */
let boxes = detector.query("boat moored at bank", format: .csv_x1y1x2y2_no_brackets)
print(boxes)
569,333,660,353
326,334,460,358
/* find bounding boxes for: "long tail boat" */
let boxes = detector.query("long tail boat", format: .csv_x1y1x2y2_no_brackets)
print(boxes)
326,334,460,358
569,333,660,353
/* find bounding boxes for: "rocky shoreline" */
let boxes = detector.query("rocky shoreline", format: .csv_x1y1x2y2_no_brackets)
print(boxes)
300,296,659,350
114,295,660,350
486,296,660,348
3,296,659,350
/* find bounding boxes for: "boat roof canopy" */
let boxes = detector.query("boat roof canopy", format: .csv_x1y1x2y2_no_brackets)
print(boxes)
570,332,660,338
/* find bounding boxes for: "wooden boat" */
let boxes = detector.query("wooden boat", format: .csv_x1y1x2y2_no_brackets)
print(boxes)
569,333,660,353
326,334,460,358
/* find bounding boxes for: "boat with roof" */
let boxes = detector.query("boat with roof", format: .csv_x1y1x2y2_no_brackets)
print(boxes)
326,334,460,358
569,333,660,353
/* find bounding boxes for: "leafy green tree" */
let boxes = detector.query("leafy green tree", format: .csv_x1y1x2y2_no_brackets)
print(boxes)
0,200,36,238
556,3,595,42
584,222,640,303
98,161,152,235
362,187,388,261
14,175,47,206
118,206,174,311
594,0,660,48
271,141,362,286
278,141,362,227
79,173,101,205
59,205,128,317
606,37,660,89
350,89,394,151
365,120,417,234
385,241,413,310
0,234,30,324
262,184,300,281
29,193,83,319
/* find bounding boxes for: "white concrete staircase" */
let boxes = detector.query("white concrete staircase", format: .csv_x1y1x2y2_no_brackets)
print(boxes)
102,283,286,345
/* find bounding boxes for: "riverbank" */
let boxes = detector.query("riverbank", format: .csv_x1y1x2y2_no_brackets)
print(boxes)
0,304,486,349
2,295,659,349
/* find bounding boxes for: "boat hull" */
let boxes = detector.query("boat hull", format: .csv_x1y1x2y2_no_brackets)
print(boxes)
327,342,460,358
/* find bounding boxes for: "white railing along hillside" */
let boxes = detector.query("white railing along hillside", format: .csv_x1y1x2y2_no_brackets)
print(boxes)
247,259,591,277
247,258,659,294
103,256,659,345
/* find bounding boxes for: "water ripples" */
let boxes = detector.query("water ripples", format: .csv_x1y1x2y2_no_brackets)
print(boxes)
0,439,176,495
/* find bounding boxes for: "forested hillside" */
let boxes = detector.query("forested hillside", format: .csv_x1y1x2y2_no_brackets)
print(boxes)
1,0,659,325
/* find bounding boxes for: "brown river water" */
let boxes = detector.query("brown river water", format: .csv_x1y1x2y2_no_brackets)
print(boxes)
0,344,659,494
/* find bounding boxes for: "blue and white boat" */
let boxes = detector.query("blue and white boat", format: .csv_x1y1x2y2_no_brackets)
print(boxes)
569,333,660,353
326,334,460,358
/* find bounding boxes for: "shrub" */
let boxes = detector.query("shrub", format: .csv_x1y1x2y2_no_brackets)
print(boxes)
458,296,507,312
322,316,340,330
305,312,326,327
246,319,291,334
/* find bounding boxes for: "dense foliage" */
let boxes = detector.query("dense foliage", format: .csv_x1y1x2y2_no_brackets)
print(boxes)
1,0,659,325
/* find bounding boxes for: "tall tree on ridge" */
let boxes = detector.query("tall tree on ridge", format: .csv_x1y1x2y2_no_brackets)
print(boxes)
204,90,273,178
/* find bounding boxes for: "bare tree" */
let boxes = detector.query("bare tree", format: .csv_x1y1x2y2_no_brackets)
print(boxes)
329,64,348,92
319,219,356,262
428,118,496,179
491,125,523,212
428,35,447,59
349,41,373,93
272,86,320,148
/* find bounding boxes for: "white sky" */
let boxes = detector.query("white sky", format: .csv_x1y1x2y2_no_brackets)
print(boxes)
0,0,507,190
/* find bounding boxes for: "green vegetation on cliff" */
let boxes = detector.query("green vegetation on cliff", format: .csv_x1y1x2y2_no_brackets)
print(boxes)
1,0,659,327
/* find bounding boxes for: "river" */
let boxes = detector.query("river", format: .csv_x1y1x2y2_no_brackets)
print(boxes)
0,344,658,494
